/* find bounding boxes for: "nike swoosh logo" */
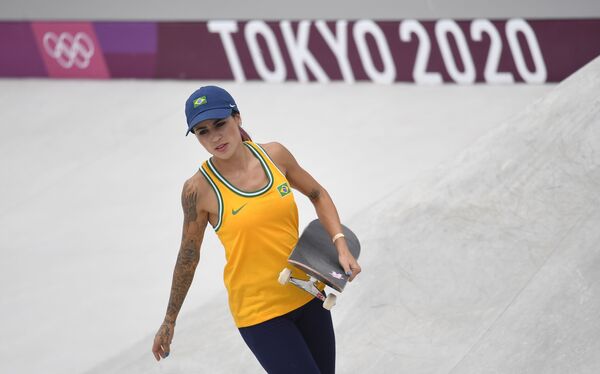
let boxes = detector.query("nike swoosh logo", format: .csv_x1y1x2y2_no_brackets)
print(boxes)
232,203,247,215
229,104,236,107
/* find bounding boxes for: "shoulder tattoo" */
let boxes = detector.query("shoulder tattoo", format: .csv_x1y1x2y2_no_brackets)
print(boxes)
182,187,198,222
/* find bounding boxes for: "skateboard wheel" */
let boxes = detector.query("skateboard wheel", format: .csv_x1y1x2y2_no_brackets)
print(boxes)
323,294,337,310
278,268,292,285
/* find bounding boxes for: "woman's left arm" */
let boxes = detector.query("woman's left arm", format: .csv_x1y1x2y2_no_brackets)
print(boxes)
264,142,361,281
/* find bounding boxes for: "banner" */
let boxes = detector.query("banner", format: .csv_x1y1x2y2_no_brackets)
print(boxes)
1,19,599,83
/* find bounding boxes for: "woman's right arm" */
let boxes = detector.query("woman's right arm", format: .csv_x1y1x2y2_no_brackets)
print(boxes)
152,179,208,361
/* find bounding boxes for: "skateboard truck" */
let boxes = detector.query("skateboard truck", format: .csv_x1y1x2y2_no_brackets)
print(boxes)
278,268,337,310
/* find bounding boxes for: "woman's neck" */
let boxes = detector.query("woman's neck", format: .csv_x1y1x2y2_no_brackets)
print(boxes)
212,141,252,174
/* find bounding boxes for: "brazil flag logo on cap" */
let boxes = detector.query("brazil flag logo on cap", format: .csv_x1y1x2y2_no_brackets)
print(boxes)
277,182,291,197
193,96,207,108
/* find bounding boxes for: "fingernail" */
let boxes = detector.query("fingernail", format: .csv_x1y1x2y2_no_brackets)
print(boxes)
345,271,352,277
164,352,170,358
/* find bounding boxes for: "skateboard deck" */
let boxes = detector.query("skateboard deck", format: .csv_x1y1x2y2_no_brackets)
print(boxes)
288,219,361,293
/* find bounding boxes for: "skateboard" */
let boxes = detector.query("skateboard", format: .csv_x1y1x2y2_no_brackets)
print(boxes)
278,219,361,310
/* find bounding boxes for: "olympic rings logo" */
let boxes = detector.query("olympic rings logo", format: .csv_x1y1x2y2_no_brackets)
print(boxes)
42,32,95,69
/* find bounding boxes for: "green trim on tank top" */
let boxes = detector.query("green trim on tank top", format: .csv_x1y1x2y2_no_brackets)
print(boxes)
199,166,224,232
254,143,287,179
206,142,274,198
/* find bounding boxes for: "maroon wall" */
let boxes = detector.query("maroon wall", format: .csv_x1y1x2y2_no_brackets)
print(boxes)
1,19,598,83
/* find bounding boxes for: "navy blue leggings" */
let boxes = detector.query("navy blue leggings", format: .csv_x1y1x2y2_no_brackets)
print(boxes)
239,298,335,374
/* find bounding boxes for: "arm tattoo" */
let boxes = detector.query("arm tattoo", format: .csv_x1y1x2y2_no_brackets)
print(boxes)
308,188,321,202
166,185,201,320
182,189,198,223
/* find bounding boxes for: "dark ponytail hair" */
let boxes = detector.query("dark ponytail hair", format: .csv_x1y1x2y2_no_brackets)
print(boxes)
232,110,252,141
240,127,252,142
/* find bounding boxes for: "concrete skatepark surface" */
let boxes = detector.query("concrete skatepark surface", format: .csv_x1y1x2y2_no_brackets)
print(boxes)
2,57,600,373
337,56,600,374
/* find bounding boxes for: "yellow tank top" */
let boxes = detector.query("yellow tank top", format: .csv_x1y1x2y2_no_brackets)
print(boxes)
199,141,313,327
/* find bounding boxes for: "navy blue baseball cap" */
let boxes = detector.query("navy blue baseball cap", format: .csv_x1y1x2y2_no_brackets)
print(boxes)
184,86,238,136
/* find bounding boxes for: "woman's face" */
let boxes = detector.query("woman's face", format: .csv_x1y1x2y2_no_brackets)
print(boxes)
192,114,242,159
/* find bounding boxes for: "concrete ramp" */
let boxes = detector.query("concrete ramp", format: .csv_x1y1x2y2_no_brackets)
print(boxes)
88,57,600,373
337,56,600,373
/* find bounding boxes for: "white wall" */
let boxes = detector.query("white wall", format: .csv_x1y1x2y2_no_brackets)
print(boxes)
1,0,599,20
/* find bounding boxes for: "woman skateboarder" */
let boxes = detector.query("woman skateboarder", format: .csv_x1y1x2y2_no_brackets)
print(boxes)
151,85,361,373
